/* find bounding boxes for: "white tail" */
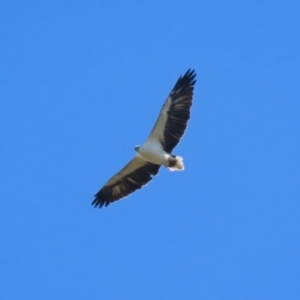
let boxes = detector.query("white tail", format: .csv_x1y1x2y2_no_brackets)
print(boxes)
168,156,184,171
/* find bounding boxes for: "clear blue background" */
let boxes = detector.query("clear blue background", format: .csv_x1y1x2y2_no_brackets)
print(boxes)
1,1,299,299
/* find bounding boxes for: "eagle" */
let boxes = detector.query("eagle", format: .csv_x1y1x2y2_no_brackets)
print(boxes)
92,69,196,208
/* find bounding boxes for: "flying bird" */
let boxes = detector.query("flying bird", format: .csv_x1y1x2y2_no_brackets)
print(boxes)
92,69,196,208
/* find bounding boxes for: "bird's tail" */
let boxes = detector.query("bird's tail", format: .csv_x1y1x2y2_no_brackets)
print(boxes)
167,156,184,171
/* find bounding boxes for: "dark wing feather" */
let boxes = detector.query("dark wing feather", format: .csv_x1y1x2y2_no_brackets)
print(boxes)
92,157,160,208
147,69,196,153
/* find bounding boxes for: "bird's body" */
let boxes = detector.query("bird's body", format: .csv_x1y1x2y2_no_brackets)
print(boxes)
137,143,184,170
92,69,196,208
136,142,169,166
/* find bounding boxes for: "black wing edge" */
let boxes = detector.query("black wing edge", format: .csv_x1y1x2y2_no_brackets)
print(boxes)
91,163,161,208
172,69,196,93
161,69,197,153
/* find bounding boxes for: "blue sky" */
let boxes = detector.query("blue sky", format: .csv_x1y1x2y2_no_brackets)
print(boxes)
1,1,299,299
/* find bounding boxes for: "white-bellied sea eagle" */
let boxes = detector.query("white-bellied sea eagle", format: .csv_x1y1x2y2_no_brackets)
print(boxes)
92,69,196,208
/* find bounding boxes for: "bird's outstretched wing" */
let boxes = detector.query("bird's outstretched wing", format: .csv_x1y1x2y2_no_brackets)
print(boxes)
92,157,160,208
147,69,196,153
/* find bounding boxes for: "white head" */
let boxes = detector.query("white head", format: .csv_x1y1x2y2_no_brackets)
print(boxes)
134,145,140,152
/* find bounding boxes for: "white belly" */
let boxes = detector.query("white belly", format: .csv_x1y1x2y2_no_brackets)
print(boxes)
137,142,169,165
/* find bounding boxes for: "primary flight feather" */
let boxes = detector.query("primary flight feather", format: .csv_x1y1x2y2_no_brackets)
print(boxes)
92,69,196,208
